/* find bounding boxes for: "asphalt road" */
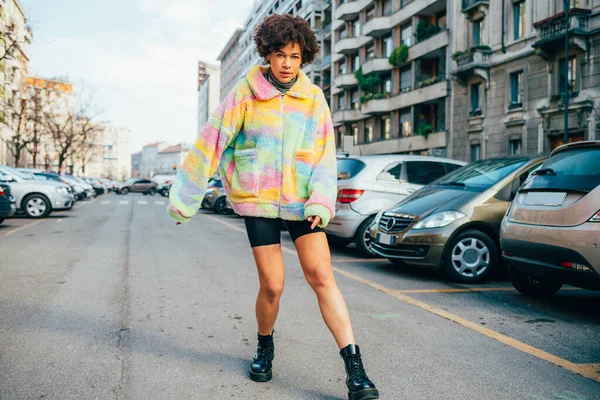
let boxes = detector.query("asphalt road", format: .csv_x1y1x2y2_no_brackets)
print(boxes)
0,193,598,400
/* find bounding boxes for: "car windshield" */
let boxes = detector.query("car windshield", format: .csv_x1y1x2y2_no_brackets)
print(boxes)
337,158,367,180
2,165,33,180
124,179,137,185
521,147,600,193
435,158,529,190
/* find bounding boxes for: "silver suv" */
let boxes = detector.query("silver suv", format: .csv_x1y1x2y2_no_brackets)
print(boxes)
0,165,75,218
326,155,466,257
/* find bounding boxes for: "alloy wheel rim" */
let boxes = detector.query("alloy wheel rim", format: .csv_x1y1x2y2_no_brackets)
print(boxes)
451,238,490,278
27,198,46,217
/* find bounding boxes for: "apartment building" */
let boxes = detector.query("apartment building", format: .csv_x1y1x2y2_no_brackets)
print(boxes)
450,0,600,162
197,61,221,132
217,28,244,102
331,0,453,157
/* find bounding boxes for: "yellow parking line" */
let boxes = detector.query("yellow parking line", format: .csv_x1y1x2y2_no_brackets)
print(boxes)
398,288,517,293
207,214,600,383
331,258,389,263
1,220,44,237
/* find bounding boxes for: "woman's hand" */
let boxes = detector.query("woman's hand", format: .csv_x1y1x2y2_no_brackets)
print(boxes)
307,215,321,230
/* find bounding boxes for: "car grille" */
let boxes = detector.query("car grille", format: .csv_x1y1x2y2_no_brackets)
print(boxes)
371,241,429,259
379,214,414,233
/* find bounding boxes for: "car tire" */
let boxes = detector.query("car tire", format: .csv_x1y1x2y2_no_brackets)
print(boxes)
508,266,562,298
148,188,156,196
442,229,498,283
22,194,51,219
215,197,228,214
354,216,377,258
121,188,129,195
327,235,351,249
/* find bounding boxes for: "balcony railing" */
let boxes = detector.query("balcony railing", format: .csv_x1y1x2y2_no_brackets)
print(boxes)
534,9,590,40
462,0,489,13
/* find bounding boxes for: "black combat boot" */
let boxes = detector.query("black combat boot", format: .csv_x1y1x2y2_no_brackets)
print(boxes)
249,332,274,382
340,344,379,400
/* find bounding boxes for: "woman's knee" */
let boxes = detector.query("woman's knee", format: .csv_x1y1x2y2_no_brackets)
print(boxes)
305,265,335,290
260,280,284,300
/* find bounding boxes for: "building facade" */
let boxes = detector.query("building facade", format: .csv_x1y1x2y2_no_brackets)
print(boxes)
156,144,190,175
450,0,600,162
331,0,453,157
217,28,244,102
84,124,132,180
197,61,221,133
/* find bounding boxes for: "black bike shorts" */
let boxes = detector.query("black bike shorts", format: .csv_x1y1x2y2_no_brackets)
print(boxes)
244,217,325,247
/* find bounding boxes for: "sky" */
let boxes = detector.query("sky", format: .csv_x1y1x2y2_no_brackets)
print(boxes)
19,0,256,153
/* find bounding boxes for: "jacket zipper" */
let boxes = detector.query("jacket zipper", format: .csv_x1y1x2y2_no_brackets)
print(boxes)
277,93,285,218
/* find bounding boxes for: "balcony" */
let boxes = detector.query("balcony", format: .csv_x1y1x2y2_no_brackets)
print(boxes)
335,0,373,21
361,80,448,114
363,15,393,37
322,53,332,70
461,0,489,14
362,58,392,75
335,35,371,54
452,47,491,84
408,30,449,62
533,9,591,57
333,108,364,125
356,131,446,155
334,73,359,89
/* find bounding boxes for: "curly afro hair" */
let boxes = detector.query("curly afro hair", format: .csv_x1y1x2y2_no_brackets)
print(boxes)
254,14,320,66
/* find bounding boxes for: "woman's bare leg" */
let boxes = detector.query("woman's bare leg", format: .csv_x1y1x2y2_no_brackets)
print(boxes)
294,232,355,349
251,244,285,335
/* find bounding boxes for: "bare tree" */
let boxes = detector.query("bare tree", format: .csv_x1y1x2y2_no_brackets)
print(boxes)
24,87,47,168
0,23,30,62
1,86,31,167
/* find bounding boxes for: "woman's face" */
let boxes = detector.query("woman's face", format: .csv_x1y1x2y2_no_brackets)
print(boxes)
266,42,302,83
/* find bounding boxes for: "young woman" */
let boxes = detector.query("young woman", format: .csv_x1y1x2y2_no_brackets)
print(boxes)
168,13,379,400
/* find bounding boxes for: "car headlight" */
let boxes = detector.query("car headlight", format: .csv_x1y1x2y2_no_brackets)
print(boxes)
412,211,466,230
590,210,600,222
55,186,69,193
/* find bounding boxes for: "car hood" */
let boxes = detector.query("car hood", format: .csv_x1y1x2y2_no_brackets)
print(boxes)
19,179,66,188
387,186,481,218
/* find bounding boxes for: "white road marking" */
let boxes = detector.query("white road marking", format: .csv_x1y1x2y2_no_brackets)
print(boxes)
137,201,148,205
155,200,165,205
119,201,129,205
101,201,111,205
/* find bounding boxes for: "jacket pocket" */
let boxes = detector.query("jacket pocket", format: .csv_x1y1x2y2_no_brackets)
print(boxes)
294,149,315,200
232,148,259,198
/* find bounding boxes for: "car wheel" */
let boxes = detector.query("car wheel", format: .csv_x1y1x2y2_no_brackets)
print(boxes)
215,197,228,214
442,229,498,283
327,235,351,249
148,188,157,196
121,188,129,195
23,194,51,219
354,216,377,258
508,266,562,298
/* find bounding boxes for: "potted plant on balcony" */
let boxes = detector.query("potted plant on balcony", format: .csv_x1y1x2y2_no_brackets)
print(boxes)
389,45,409,68
469,107,482,117
414,20,441,42
416,123,433,139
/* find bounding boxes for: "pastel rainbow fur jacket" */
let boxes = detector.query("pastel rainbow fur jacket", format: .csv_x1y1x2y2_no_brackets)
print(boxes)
167,65,337,228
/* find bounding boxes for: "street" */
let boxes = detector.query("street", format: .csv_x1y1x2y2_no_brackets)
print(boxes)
1,193,599,400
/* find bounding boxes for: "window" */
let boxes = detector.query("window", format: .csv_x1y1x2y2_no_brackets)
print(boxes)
444,163,463,174
470,83,481,115
351,89,360,109
473,19,484,46
381,115,391,140
400,66,411,91
366,41,376,60
383,0,394,16
401,24,412,47
559,56,577,94
353,54,360,72
365,119,374,143
377,162,403,181
509,139,522,155
337,92,346,110
354,20,361,37
513,0,526,40
406,162,448,185
352,124,358,144
337,158,367,180
470,144,481,161
509,70,524,108
339,59,347,75
384,78,392,94
400,108,412,136
383,35,394,58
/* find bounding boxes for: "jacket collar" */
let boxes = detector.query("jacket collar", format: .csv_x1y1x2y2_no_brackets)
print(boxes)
247,65,312,100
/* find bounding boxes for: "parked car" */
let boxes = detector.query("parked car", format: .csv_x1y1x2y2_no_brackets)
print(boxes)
116,178,158,195
59,175,92,200
22,171,76,198
0,165,75,218
0,182,17,224
200,178,230,214
325,155,467,257
82,177,105,195
369,155,547,282
501,141,600,297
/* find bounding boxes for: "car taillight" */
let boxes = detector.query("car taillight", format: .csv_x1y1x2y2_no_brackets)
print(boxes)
337,189,365,203
589,210,600,222
0,187,5,196
559,261,591,271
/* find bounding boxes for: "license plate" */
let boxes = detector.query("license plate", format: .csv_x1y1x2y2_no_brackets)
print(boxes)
524,192,567,206
377,232,395,245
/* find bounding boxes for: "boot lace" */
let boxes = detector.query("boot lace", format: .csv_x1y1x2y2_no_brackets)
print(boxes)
347,353,367,380
255,341,274,361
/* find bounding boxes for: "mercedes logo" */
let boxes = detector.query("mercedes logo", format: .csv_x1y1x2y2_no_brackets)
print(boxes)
386,217,395,231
